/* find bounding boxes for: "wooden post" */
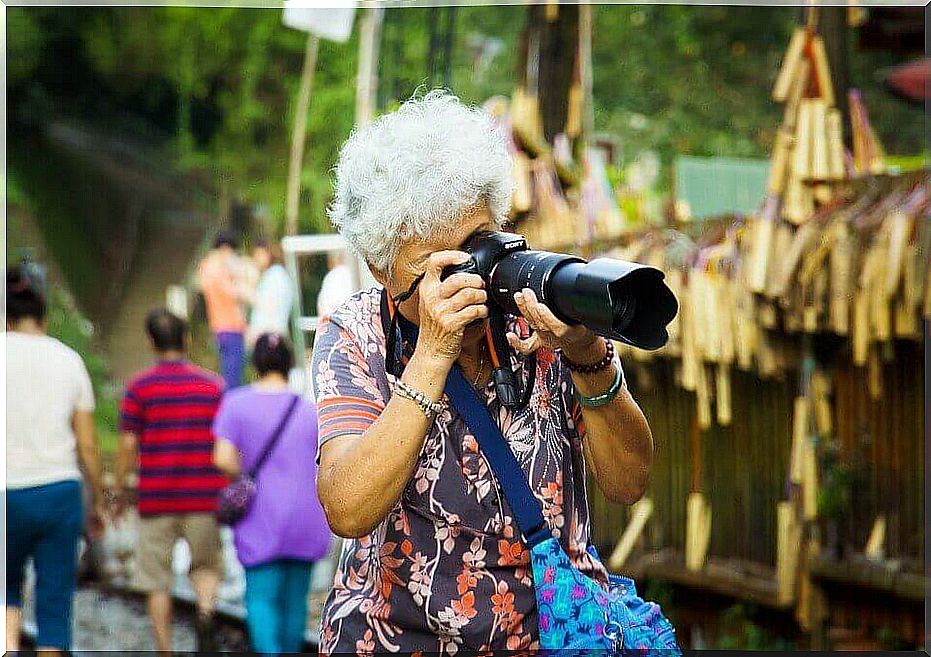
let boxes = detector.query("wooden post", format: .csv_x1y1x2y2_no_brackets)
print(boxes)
355,7,383,128
442,6,457,89
350,6,384,291
819,7,849,126
522,3,580,143
578,2,595,139
285,33,320,236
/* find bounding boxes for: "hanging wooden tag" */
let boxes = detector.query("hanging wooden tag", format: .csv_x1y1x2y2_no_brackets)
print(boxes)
773,28,807,102
830,223,854,335
750,210,777,293
790,396,809,485
885,210,914,296
802,438,819,521
852,289,870,366
696,364,712,430
809,99,830,181
715,362,732,426
811,36,836,107
792,100,814,181
785,60,811,130
767,129,794,195
681,281,699,392
776,500,800,605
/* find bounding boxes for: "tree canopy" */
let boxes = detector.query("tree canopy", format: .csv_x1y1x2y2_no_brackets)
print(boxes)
9,5,924,235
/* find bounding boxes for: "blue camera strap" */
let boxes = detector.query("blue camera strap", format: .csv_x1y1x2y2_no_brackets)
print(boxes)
389,295,551,548
444,366,552,548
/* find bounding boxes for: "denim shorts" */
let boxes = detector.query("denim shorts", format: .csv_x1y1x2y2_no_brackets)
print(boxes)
7,479,84,649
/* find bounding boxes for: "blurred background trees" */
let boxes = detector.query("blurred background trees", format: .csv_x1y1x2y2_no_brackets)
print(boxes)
10,5,924,237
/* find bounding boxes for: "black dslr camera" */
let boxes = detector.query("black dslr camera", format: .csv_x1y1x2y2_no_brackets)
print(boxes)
442,231,678,408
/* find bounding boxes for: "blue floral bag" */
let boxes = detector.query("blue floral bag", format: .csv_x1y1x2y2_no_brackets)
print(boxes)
532,537,679,652
446,366,680,654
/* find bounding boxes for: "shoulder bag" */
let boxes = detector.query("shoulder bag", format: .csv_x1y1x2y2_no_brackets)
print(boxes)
216,394,301,526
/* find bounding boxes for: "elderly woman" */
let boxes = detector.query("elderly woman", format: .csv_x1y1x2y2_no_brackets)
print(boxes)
313,92,654,653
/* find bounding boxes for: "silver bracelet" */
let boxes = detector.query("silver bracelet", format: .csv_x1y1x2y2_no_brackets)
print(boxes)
395,380,445,421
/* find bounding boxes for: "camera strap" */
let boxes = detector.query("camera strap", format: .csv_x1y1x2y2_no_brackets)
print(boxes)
380,287,550,547
382,275,424,377
444,365,552,548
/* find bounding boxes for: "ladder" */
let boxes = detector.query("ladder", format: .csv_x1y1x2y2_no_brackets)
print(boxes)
281,233,375,394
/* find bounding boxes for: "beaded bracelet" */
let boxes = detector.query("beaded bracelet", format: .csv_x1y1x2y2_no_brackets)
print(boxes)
395,380,445,421
576,364,624,408
560,338,615,374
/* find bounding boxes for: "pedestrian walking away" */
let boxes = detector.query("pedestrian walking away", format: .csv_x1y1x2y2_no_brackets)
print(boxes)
316,250,354,320
213,332,331,654
247,238,294,347
114,309,227,654
5,265,107,652
198,230,250,390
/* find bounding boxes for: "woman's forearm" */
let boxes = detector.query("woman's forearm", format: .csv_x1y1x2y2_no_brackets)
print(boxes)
74,410,104,502
572,362,654,505
318,350,450,538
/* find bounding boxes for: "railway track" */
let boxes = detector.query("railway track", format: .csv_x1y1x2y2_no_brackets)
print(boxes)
21,582,319,652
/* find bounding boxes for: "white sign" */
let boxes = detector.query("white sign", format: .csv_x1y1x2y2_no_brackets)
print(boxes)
282,1,357,43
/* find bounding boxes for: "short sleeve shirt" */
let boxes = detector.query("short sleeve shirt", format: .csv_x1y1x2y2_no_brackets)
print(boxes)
198,251,246,333
211,387,331,567
6,332,95,489
249,264,293,339
119,360,226,515
312,288,608,653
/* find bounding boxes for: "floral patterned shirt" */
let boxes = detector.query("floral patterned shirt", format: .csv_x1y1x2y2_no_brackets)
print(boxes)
313,288,608,654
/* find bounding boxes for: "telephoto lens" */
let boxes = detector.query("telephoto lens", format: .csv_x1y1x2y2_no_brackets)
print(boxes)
446,231,678,350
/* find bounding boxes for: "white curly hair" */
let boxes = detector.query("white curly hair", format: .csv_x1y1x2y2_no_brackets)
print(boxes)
328,90,514,275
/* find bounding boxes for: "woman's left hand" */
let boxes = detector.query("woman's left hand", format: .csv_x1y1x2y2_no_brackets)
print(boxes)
508,288,604,363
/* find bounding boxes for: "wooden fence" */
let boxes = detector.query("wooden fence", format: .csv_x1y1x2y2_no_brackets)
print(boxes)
589,338,924,570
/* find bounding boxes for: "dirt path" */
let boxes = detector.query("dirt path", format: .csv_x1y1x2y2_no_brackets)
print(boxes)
102,215,209,383
23,121,217,384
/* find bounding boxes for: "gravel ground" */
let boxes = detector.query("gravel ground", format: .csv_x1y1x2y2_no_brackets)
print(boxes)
24,586,249,652
74,587,197,652
19,523,340,651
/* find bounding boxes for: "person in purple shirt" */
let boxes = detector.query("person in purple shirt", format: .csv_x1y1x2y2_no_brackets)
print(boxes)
212,333,330,653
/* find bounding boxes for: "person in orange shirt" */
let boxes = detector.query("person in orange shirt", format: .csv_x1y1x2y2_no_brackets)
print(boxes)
198,231,249,389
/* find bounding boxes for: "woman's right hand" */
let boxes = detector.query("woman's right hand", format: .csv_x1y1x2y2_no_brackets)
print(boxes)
413,250,488,368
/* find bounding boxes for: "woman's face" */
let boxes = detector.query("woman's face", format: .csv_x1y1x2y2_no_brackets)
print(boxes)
375,204,497,343
252,247,272,271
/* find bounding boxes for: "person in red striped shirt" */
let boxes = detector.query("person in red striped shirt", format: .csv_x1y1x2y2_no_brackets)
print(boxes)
115,309,226,654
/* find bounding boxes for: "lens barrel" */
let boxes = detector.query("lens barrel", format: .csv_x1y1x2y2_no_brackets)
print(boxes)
489,250,678,351
445,231,678,352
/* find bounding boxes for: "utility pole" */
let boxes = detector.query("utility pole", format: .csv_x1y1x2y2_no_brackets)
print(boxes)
579,2,595,140
356,7,384,128
285,34,320,236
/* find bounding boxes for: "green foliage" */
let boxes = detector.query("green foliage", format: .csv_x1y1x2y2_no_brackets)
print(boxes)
818,441,852,521
45,288,121,454
592,6,794,177
8,5,924,232
876,625,911,650
7,10,46,87
643,579,676,614
8,134,106,311
716,604,796,650
7,169,30,209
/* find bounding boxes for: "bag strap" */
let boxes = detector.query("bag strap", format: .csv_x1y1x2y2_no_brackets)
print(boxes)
445,367,552,547
248,394,301,479
380,287,551,547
